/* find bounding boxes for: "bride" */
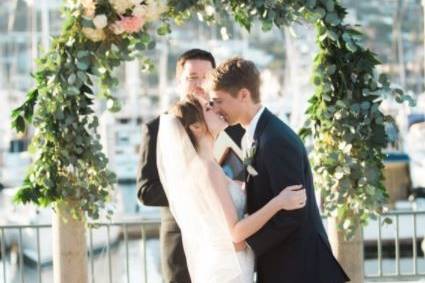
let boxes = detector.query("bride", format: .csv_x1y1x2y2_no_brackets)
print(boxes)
156,95,306,283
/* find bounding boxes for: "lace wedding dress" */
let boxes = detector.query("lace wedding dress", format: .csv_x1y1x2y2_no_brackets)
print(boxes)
157,114,255,283
228,180,255,283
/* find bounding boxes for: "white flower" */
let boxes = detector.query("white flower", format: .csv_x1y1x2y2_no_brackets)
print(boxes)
93,14,108,29
132,4,147,18
131,1,168,22
109,0,134,14
144,0,167,22
82,27,106,42
205,5,215,16
243,141,258,179
247,165,258,177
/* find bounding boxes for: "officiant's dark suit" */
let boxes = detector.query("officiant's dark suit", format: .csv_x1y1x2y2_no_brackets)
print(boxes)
137,117,243,282
245,109,350,283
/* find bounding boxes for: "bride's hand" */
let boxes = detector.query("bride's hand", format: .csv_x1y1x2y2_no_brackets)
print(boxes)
233,180,245,191
233,241,247,251
273,185,306,210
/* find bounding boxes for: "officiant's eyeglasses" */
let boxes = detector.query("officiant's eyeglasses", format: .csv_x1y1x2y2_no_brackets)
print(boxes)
185,75,205,84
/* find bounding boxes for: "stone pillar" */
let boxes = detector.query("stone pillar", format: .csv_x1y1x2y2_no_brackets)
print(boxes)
328,217,364,283
52,201,88,283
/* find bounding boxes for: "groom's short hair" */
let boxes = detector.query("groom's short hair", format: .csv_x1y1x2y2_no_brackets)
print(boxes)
176,49,216,77
209,57,261,103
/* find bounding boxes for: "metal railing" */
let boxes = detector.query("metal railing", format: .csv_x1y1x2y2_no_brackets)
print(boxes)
363,210,425,281
0,219,160,283
1,212,425,283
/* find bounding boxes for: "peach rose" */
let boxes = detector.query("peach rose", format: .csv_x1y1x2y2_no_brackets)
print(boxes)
80,0,96,17
111,16,145,34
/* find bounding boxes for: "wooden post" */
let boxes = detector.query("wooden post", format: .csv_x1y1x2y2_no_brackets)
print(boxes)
52,201,88,283
328,217,364,283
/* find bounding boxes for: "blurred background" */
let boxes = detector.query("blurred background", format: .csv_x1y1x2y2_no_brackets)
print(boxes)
1,0,425,282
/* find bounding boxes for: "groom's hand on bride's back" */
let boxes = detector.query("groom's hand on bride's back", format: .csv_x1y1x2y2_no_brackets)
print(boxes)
272,185,306,211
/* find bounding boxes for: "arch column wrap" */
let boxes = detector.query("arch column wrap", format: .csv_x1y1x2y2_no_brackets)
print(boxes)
328,217,364,283
52,201,88,283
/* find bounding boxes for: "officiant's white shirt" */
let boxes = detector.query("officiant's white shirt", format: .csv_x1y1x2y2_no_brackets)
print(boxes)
242,106,266,155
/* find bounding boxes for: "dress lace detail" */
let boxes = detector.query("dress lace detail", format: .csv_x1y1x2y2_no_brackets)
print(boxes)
228,181,255,283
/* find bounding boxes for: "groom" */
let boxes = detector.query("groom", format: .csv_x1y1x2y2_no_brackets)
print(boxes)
208,58,350,283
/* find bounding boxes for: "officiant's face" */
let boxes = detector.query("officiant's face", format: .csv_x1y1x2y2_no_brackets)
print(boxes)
178,59,213,99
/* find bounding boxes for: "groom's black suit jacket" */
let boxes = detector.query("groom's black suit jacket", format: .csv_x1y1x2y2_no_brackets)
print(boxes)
246,109,349,283
136,116,244,283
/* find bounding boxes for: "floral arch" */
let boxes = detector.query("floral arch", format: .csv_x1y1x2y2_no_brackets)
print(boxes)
11,0,412,237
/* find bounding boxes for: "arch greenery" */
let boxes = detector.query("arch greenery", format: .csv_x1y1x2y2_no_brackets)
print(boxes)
11,0,413,238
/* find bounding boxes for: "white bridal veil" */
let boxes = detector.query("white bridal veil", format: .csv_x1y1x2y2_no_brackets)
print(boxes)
156,114,241,283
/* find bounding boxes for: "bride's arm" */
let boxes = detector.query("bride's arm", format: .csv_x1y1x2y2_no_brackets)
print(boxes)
208,163,306,244
232,184,304,243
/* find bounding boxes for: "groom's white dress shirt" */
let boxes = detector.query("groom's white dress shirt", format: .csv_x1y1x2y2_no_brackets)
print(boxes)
241,105,265,255
242,106,266,157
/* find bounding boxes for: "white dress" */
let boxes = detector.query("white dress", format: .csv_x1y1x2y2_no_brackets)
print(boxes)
228,181,255,283
156,114,254,283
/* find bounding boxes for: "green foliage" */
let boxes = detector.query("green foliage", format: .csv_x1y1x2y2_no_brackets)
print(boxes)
11,2,157,221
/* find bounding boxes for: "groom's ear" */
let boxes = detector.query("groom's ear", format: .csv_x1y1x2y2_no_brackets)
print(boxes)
238,88,250,101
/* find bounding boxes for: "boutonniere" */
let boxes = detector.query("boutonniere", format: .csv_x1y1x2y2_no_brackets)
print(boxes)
243,141,258,177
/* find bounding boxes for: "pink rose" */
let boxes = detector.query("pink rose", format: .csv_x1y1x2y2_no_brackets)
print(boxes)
111,16,145,34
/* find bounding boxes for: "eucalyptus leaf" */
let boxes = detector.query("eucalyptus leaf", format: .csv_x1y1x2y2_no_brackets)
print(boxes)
346,41,358,52
80,17,95,29
76,61,89,71
68,73,76,85
314,7,326,19
326,30,338,41
67,87,80,96
325,12,341,26
361,101,370,110
325,0,335,12
157,23,172,36
306,0,317,9
77,50,90,59
261,19,273,32
327,64,336,75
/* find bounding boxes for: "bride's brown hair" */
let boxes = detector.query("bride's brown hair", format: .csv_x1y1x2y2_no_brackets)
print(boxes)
171,95,206,151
